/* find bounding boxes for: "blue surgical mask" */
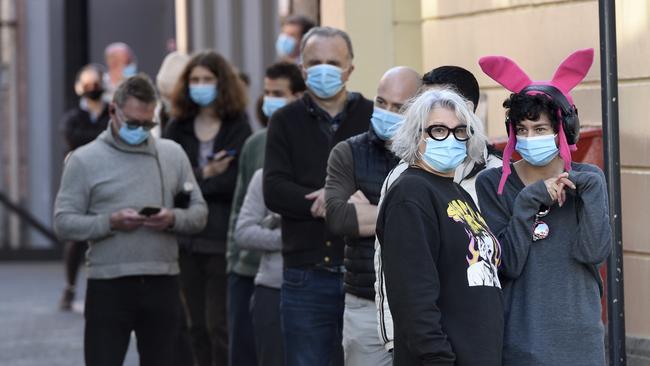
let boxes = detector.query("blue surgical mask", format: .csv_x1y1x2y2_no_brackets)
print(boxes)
190,84,218,106
516,134,558,166
122,63,137,78
262,96,288,118
119,125,149,145
306,64,345,99
421,136,467,173
370,106,403,140
275,34,297,57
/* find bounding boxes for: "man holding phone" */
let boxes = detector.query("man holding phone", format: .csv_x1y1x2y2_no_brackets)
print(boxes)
54,75,208,366
139,206,162,216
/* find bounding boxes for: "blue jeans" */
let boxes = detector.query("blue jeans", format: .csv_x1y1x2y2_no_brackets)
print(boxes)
281,267,345,366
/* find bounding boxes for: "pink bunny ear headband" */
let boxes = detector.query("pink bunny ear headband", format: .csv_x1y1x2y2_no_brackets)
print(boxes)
478,48,594,194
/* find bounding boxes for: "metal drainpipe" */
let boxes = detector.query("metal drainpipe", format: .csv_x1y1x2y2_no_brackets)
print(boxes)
0,0,5,248
598,0,626,365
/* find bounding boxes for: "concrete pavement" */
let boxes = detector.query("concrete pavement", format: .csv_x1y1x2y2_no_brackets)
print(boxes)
0,262,138,366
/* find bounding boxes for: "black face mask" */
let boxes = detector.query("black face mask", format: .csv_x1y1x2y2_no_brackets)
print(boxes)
83,89,104,101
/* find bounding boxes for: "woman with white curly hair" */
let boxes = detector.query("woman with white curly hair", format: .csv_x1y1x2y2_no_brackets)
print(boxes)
375,88,503,365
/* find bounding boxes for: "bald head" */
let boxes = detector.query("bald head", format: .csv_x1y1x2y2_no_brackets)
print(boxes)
375,66,421,114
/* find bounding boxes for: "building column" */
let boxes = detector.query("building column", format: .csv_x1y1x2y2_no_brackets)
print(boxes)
320,0,422,97
26,0,65,248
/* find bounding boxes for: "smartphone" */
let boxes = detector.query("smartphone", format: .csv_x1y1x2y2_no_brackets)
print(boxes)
139,206,161,216
208,149,238,161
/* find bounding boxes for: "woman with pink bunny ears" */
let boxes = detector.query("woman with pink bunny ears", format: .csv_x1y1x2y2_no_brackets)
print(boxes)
475,48,612,365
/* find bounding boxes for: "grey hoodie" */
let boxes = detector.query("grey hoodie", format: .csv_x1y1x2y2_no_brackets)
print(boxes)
235,169,283,289
54,125,208,279
476,163,610,366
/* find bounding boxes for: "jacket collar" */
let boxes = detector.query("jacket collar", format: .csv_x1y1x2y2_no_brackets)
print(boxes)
302,92,361,121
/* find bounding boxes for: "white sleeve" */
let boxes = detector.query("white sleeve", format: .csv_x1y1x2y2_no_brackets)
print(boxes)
374,161,408,350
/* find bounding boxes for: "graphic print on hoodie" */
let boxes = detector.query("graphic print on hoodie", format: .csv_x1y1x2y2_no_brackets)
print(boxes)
447,199,502,288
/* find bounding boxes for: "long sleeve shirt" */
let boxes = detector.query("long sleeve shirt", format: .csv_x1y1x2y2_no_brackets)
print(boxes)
225,130,267,276
263,93,372,268
164,114,252,253
54,127,208,279
235,169,283,288
377,167,503,366
475,162,611,366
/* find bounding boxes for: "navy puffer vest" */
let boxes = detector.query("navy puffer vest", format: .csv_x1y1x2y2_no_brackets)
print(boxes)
344,128,400,300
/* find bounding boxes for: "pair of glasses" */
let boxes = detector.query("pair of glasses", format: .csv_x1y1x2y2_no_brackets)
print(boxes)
423,124,470,141
124,121,157,131
116,109,157,131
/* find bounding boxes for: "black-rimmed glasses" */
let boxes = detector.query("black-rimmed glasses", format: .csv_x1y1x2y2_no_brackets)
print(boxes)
422,124,470,141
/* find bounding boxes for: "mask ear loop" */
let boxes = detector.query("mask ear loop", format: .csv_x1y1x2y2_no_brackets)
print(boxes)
497,121,516,195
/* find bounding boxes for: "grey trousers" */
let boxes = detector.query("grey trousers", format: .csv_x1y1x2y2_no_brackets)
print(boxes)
342,293,392,366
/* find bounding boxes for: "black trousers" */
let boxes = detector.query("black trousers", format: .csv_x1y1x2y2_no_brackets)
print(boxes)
64,241,88,287
251,285,284,366
227,273,258,366
179,250,228,366
84,275,182,366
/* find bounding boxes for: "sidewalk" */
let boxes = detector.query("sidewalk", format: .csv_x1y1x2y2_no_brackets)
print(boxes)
0,262,137,366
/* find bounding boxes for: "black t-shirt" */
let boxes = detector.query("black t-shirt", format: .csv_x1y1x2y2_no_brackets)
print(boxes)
377,167,503,366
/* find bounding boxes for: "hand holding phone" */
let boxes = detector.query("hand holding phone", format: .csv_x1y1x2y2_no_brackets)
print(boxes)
139,207,161,217
208,149,237,161
110,208,145,231
142,207,176,231
204,149,237,178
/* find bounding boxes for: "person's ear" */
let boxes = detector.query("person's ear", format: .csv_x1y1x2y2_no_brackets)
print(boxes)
300,64,308,81
109,103,117,117
74,82,83,97
342,64,355,82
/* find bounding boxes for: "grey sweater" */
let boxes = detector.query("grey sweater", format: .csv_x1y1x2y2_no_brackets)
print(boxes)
475,162,611,366
54,126,208,279
235,169,282,288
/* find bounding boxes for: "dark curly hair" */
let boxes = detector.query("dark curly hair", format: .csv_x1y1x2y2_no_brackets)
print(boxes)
503,92,560,132
171,51,247,121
